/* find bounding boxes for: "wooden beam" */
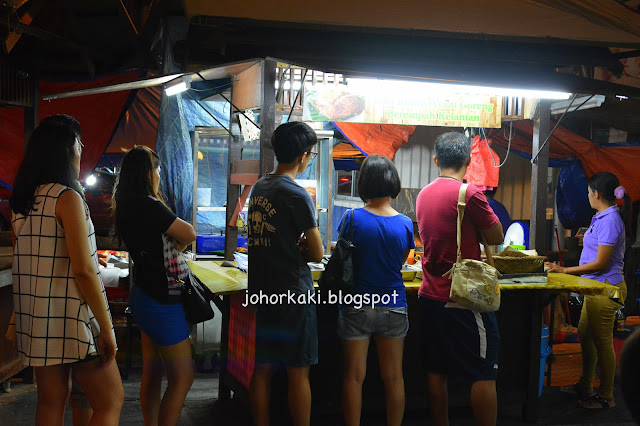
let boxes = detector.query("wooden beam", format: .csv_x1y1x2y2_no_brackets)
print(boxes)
530,100,550,253
259,59,276,176
224,86,242,261
118,0,155,36
229,174,259,186
3,0,44,54
24,70,38,146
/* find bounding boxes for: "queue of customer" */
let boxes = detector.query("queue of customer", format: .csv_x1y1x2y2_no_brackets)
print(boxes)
9,116,630,426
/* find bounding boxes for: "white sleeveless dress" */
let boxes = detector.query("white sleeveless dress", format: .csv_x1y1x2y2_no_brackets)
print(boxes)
12,183,111,366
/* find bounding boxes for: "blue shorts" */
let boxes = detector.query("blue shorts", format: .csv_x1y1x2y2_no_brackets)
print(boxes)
337,306,408,340
255,303,318,367
129,285,190,347
418,296,500,382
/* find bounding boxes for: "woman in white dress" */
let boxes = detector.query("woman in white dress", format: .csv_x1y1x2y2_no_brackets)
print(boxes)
11,115,123,426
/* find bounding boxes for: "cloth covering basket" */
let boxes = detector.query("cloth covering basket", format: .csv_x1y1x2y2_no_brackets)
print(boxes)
492,251,546,274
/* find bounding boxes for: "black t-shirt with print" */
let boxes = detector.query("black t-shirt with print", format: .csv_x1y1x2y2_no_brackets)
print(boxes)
117,194,178,304
248,174,317,297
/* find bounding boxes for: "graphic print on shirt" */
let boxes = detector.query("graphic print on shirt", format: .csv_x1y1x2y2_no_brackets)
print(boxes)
248,195,277,247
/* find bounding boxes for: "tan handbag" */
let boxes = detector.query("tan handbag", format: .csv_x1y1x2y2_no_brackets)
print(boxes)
444,184,501,312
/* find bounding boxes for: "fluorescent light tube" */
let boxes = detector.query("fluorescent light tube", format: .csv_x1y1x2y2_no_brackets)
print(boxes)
165,75,191,96
346,78,572,100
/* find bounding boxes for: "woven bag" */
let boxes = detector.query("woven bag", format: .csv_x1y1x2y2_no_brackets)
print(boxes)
444,184,501,313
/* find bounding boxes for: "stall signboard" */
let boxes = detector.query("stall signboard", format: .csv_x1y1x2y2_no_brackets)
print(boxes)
303,81,502,128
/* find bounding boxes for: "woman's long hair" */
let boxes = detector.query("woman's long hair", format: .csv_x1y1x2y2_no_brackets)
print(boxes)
10,115,84,216
589,172,632,233
111,146,163,241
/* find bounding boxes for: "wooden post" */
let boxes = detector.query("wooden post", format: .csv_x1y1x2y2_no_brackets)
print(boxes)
259,59,276,176
530,100,550,254
23,70,38,145
224,87,242,261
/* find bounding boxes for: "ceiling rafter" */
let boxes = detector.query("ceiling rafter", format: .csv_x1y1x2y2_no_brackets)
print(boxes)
119,0,155,36
3,0,44,54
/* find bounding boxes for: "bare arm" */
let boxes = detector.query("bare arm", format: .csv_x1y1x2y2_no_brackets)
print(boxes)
546,245,614,275
302,227,324,263
481,222,504,246
165,217,196,246
57,190,116,363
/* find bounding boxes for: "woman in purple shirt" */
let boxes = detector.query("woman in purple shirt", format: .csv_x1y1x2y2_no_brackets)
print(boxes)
546,172,630,409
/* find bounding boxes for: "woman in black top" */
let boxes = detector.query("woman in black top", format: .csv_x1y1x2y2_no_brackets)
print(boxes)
113,146,196,426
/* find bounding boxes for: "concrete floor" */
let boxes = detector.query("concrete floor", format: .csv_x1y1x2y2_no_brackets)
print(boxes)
0,366,637,425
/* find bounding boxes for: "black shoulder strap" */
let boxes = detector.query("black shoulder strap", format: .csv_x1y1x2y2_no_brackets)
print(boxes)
338,209,354,241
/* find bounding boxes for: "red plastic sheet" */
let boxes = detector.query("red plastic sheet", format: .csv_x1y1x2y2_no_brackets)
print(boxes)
491,121,640,202
0,72,141,190
333,122,416,159
464,135,500,188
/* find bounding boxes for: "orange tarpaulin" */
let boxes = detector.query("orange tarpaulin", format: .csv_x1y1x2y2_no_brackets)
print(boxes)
333,122,416,159
490,121,640,202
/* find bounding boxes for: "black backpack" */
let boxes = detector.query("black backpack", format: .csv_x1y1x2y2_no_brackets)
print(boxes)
319,209,356,295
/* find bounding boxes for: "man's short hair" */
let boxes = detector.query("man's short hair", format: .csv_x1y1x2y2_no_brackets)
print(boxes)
434,132,472,170
357,154,401,202
271,122,317,164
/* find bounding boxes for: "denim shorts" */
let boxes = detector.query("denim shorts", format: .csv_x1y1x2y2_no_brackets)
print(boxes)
337,305,409,340
129,285,190,347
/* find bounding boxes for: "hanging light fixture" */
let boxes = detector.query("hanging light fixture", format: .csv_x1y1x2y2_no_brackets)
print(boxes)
165,75,191,96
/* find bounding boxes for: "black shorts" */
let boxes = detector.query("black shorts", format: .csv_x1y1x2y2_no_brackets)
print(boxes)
255,303,318,368
418,296,500,382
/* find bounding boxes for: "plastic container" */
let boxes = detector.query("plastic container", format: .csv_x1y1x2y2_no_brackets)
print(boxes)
196,235,248,253
539,324,552,396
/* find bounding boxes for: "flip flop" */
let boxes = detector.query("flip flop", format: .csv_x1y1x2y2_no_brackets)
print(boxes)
578,394,615,409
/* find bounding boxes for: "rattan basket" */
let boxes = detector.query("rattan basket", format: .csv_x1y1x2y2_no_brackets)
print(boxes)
491,253,547,274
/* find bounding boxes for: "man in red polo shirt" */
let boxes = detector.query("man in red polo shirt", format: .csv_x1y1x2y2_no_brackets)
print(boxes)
416,131,503,426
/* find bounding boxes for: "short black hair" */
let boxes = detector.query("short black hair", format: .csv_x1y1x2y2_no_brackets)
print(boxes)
434,132,472,170
271,121,317,164
357,154,401,202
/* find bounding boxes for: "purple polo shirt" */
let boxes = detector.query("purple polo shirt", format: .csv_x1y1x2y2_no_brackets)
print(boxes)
580,206,625,285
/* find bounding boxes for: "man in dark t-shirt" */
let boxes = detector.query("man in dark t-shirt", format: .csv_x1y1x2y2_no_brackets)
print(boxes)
248,122,324,426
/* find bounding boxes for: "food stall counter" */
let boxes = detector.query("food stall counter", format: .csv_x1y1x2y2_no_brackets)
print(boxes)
188,260,619,421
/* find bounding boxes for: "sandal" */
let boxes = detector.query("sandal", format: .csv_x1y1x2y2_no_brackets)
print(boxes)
560,383,594,400
578,394,615,409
